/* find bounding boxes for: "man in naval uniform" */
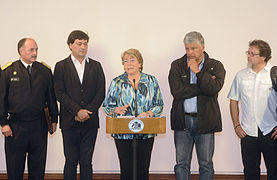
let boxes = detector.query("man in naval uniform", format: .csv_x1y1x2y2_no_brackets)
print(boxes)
0,38,58,180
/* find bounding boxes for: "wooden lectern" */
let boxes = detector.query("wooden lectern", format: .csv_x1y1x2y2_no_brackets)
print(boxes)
106,116,166,180
106,116,166,134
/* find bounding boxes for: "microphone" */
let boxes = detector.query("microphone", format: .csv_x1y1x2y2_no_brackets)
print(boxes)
133,79,138,117
132,79,138,180
133,79,137,92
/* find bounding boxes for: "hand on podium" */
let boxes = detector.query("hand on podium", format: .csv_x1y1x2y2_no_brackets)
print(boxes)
138,111,154,118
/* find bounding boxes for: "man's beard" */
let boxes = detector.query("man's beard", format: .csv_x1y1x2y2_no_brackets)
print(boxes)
247,61,253,68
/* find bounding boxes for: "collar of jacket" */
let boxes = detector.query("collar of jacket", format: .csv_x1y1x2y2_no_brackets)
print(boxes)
182,51,213,73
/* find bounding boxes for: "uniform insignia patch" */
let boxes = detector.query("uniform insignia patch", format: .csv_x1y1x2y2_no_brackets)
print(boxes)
1,62,13,70
41,61,51,69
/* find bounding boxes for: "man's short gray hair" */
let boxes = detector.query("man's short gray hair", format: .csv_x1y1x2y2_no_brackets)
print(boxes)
183,31,205,48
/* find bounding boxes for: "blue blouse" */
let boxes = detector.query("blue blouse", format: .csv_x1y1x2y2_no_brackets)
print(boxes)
103,72,164,139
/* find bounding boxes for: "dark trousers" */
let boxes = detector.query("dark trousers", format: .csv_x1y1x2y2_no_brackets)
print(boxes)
241,128,277,180
5,119,47,180
115,138,154,180
62,127,98,180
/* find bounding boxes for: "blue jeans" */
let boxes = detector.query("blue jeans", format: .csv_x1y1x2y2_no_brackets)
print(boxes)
174,115,214,180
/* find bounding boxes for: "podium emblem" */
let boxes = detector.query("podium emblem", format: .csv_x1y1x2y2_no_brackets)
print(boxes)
128,118,144,133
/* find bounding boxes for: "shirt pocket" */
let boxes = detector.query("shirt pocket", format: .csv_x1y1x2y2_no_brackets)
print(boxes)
260,79,272,91
241,80,254,91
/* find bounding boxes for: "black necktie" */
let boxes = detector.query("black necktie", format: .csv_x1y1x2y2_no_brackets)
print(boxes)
27,65,31,75
27,65,32,86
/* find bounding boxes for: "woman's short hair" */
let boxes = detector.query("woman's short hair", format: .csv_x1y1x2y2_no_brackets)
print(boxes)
121,48,144,71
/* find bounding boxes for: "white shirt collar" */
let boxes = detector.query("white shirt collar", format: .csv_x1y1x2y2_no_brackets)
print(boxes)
247,62,272,74
20,59,33,68
264,62,272,72
71,54,89,64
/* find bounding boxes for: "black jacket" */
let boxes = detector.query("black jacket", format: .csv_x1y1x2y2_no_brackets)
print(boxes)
168,52,226,133
54,56,105,130
0,60,58,125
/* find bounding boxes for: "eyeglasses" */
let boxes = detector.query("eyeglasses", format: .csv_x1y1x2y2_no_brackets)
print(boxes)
123,59,136,64
245,51,260,57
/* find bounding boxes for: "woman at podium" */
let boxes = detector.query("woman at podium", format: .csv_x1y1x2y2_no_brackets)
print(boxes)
103,48,164,180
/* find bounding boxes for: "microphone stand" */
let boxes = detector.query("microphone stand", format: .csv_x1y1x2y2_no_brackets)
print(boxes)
132,79,138,180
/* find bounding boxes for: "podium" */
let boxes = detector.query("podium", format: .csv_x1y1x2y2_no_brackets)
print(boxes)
106,116,166,180
106,116,166,134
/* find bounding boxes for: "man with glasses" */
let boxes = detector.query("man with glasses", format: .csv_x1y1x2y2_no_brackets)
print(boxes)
168,31,226,180
228,40,277,179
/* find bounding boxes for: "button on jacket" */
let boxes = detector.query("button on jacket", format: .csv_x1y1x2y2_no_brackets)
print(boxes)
54,55,105,130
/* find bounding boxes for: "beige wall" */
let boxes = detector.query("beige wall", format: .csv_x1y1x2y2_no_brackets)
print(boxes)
0,0,277,174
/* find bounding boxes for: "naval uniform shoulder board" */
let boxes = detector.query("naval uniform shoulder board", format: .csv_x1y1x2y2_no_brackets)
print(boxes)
1,62,13,71
41,61,51,70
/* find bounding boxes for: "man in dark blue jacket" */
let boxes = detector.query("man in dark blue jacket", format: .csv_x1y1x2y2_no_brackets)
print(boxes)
168,31,226,180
